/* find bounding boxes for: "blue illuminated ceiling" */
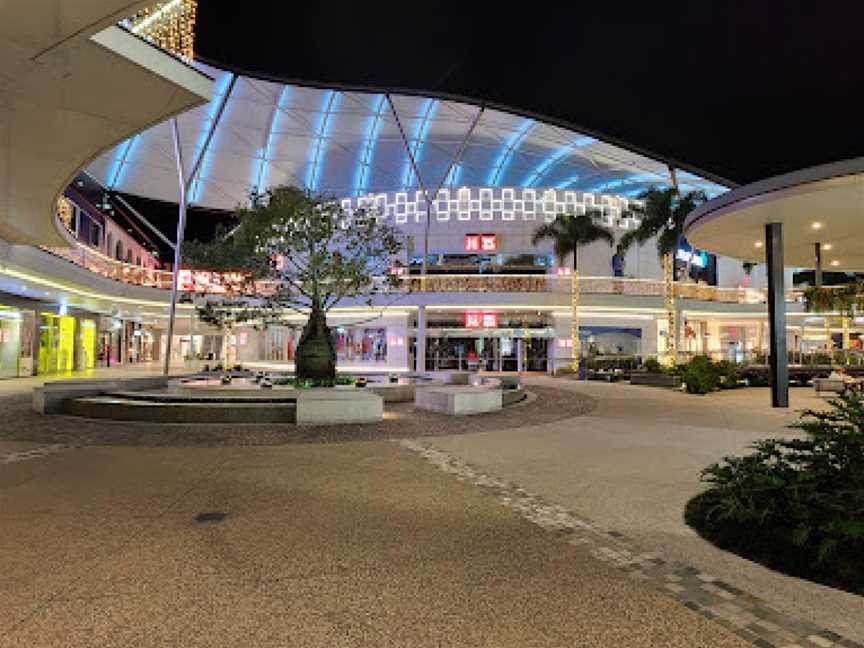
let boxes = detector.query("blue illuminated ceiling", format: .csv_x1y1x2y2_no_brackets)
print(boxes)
86,63,727,211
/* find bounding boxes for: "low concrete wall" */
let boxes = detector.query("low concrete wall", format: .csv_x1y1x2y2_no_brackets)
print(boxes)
294,390,383,425
33,376,175,414
64,398,297,423
630,373,681,388
415,386,502,415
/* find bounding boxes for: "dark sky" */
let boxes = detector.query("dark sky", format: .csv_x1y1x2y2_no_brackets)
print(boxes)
195,1,864,186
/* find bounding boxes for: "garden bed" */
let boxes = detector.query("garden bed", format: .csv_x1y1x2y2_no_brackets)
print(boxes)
685,395,864,595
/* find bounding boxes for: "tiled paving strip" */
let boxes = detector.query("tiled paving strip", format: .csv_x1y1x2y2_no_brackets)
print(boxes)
0,443,76,465
399,439,863,648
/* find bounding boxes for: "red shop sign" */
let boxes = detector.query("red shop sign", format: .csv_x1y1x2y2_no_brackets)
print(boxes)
464,233,497,252
465,311,498,328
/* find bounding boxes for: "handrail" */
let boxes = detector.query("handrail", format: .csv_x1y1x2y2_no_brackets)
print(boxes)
39,232,802,306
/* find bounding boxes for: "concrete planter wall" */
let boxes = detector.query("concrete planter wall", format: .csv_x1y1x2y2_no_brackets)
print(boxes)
630,373,681,388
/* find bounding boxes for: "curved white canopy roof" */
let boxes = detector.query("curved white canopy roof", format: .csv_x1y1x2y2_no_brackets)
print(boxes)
685,158,864,271
86,63,727,210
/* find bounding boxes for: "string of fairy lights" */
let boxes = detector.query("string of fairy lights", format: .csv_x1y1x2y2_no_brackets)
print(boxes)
125,0,197,63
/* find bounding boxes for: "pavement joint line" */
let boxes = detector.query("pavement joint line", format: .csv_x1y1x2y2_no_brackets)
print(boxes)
398,439,864,648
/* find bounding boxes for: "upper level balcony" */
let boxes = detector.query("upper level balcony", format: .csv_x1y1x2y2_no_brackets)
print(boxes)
38,229,794,307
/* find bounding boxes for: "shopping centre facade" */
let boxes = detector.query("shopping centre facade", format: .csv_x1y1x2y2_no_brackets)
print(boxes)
0,4,855,380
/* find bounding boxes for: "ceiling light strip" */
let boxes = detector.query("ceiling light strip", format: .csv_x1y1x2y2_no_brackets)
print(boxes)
487,119,534,186
255,84,291,196
191,73,237,204
354,94,387,196
305,90,340,192
401,98,437,189
524,135,595,187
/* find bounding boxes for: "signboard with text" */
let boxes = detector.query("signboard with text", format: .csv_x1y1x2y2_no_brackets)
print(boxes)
464,233,497,252
464,311,498,328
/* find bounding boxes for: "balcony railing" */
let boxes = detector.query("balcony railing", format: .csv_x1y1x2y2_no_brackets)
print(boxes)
406,274,772,304
40,234,795,307
41,242,175,290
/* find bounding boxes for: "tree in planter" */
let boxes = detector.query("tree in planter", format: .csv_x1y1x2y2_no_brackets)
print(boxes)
184,186,405,380
531,211,614,369
619,186,707,363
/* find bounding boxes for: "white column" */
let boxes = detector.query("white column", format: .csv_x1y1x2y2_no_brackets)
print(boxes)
415,306,426,373
516,338,524,373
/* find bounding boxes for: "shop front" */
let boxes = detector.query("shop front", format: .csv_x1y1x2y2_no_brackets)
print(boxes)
0,306,23,378
422,311,554,372
77,318,97,370
38,313,76,374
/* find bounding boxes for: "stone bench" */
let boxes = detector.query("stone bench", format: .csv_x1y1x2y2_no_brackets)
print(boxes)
813,378,848,397
294,389,383,425
414,386,502,416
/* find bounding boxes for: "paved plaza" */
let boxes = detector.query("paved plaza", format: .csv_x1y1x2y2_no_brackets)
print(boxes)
1,370,862,647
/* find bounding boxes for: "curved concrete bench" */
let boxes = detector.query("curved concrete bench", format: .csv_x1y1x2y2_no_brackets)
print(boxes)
414,386,502,415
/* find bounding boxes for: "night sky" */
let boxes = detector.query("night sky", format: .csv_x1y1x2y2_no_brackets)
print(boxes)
194,1,864,187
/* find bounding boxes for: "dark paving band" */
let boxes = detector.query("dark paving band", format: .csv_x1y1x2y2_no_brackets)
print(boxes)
400,440,862,648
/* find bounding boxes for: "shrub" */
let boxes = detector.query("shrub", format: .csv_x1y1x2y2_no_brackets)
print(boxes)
271,375,357,388
715,360,740,389
685,394,864,594
681,355,721,394
643,357,664,374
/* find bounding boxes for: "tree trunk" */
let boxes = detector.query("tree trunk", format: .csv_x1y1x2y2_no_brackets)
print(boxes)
663,252,677,365
295,307,336,380
223,324,236,370
570,249,580,370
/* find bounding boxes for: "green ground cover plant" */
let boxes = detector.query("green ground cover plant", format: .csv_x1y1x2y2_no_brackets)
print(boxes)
685,394,864,594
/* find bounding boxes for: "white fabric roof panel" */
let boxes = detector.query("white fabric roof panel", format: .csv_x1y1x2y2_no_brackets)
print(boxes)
86,63,728,210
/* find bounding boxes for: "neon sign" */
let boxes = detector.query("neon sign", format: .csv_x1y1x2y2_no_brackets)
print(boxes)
464,233,497,252
465,311,498,328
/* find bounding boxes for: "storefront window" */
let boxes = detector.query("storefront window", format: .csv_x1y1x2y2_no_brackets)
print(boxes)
0,307,23,379
263,325,389,364
334,327,387,363
38,314,75,374
78,320,96,370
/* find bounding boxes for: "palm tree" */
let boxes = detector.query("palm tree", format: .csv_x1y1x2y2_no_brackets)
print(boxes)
532,211,614,370
619,186,706,363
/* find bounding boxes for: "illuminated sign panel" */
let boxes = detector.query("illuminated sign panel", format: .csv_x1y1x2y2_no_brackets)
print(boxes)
465,311,498,328
675,248,708,268
464,233,497,252
178,269,253,294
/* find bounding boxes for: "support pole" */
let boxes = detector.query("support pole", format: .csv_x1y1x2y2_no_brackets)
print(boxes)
814,242,823,288
163,118,188,376
415,305,426,372
765,222,788,408
386,95,483,287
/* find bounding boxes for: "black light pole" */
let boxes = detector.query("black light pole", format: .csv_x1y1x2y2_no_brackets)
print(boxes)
765,222,788,407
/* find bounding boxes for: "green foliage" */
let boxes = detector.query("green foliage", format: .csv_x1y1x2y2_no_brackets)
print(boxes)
186,187,406,313
643,357,664,374
531,210,614,269
271,375,357,388
618,186,707,263
803,280,864,317
681,355,719,394
685,394,864,593
186,187,407,380
678,355,740,394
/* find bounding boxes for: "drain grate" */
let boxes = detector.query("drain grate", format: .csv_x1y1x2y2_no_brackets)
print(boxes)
195,512,227,524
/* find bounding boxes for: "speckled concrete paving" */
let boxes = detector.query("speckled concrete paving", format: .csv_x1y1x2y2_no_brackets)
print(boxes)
0,441,751,648
426,377,864,644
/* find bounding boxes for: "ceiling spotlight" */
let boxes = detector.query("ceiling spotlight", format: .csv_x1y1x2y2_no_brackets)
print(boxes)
754,241,763,248
811,222,823,230
822,243,833,251
830,260,840,267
